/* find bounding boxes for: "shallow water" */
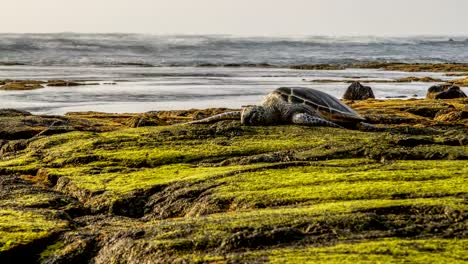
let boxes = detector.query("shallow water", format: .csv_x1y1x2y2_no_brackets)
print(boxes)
1,66,465,115
1,34,467,115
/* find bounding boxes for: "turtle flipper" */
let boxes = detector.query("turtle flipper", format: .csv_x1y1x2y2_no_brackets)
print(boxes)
292,113,343,128
186,111,241,124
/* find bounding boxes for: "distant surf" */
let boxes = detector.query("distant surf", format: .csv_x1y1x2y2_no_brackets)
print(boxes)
1,34,468,67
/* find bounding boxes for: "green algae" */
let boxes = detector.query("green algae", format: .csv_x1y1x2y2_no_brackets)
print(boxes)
137,197,466,259
38,242,65,263
0,209,67,252
0,193,63,208
1,102,467,262
55,163,264,194
214,160,468,208
242,239,468,263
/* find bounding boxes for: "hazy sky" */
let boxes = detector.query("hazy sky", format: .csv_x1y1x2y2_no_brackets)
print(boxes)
2,0,468,35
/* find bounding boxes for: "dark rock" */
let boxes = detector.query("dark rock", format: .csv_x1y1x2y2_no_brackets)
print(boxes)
220,227,304,251
343,82,375,100
128,114,164,128
385,95,408,99
435,86,467,99
426,85,466,99
427,84,450,95
0,139,7,150
0,109,33,117
47,80,99,87
0,140,28,156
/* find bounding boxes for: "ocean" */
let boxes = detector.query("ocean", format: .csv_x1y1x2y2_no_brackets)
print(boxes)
0,34,467,114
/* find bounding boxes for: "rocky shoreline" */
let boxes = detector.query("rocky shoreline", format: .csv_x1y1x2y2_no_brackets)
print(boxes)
290,62,468,72
0,95,467,263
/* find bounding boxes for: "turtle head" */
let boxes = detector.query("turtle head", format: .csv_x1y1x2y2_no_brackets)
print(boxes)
241,106,269,125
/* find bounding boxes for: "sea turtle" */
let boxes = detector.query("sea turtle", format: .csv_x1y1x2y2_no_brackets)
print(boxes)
189,87,375,129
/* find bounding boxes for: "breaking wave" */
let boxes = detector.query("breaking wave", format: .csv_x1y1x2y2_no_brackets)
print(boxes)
1,33,467,67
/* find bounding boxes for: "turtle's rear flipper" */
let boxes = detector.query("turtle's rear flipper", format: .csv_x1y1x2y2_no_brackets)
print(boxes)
186,111,241,124
292,113,343,128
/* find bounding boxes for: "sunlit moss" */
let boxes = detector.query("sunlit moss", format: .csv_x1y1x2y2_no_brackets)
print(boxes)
260,239,468,263
214,160,468,208
0,209,68,252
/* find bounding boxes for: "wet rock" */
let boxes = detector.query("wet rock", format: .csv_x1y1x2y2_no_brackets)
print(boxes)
0,139,6,149
434,107,468,122
343,82,375,100
427,85,467,99
0,139,28,156
290,64,345,70
435,86,467,99
220,227,304,251
0,109,32,117
385,95,408,99
395,76,444,82
349,62,468,72
128,114,165,128
47,80,99,87
427,84,450,98
0,81,44,90
55,177,93,202
449,77,468,87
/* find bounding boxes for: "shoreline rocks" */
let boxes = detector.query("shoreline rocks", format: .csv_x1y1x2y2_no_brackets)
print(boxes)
427,85,467,99
0,80,103,90
343,82,375,100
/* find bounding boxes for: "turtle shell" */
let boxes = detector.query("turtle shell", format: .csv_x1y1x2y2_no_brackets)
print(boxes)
275,87,365,122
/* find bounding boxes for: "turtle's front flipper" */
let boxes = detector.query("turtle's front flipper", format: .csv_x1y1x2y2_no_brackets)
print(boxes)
292,113,343,128
186,111,241,124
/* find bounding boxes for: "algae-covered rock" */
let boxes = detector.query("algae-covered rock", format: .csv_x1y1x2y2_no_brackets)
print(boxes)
0,81,44,90
292,62,468,72
0,109,32,117
0,175,73,262
47,80,100,87
395,76,444,82
0,99,467,263
449,76,468,87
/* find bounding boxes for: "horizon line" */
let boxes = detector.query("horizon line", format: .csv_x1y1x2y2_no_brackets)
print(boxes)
1,32,468,38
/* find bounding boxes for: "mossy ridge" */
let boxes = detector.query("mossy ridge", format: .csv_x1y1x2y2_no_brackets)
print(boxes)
39,197,463,262
100,197,464,261
2,126,374,193
19,125,343,169
0,193,70,208
226,238,468,263
1,124,466,216
90,125,337,167
54,163,266,194
212,160,467,209
0,208,68,252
